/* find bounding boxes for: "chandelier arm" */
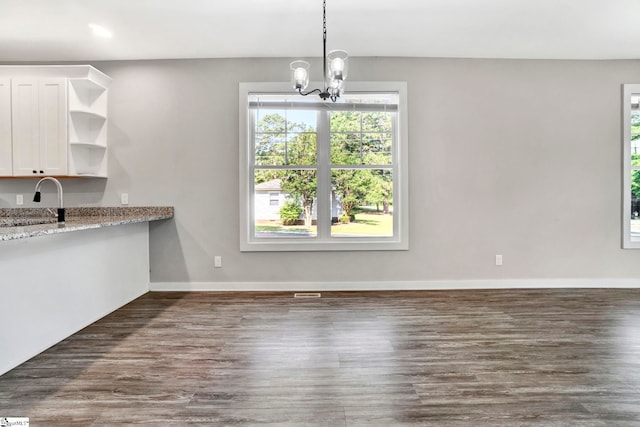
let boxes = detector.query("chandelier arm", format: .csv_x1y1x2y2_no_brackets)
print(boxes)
298,88,323,97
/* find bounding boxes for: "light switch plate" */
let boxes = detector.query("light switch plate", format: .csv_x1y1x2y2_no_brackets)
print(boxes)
16,194,23,206
121,193,129,205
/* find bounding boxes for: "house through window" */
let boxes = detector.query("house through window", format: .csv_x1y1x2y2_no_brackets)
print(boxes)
239,82,408,251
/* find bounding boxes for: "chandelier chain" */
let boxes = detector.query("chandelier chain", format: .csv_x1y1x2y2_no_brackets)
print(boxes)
322,0,327,94
323,0,327,42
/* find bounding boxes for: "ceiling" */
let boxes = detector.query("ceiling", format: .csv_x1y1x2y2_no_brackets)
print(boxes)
2,0,640,62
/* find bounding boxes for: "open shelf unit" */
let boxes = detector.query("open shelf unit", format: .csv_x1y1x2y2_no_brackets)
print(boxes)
67,75,109,177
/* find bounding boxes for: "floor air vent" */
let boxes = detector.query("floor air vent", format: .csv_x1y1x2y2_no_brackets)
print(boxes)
294,292,321,298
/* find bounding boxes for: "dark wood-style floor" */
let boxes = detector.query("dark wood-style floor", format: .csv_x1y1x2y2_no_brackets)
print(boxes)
2,289,640,426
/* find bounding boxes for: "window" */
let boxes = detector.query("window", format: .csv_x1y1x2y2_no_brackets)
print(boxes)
623,84,640,248
239,82,408,251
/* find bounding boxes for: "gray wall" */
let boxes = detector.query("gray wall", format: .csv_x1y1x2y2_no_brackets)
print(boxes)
2,57,640,284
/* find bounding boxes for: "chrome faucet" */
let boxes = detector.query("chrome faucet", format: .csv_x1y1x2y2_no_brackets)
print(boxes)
33,177,65,223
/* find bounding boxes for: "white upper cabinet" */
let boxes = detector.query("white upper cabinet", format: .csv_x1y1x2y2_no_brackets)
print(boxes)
11,79,41,176
0,65,111,178
12,78,68,176
40,79,69,176
0,79,12,176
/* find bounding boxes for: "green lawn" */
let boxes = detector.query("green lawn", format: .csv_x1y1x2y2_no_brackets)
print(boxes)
256,211,392,237
255,224,316,234
331,212,393,236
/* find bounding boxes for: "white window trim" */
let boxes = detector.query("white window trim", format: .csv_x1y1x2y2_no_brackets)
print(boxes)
239,81,409,252
623,84,640,248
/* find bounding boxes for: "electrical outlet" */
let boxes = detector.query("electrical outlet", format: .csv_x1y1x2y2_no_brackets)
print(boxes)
214,256,222,268
121,193,129,205
16,194,23,206
495,254,503,266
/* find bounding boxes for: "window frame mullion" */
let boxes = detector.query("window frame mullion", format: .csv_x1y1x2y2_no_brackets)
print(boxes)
248,108,257,241
316,110,331,240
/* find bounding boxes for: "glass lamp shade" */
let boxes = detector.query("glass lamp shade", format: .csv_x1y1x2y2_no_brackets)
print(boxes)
290,60,310,91
327,50,348,81
328,78,344,98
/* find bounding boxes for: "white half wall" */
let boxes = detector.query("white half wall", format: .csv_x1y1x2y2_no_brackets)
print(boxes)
0,222,150,376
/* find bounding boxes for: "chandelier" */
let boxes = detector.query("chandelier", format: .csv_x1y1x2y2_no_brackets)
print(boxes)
289,0,348,102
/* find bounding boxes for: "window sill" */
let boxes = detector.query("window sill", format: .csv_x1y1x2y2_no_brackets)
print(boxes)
240,238,409,252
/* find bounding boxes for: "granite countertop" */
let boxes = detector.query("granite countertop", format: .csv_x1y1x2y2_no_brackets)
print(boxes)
0,207,173,241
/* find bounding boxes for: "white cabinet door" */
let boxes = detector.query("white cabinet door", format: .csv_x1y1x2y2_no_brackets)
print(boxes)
39,79,67,176
11,78,67,176
0,79,11,176
11,78,40,176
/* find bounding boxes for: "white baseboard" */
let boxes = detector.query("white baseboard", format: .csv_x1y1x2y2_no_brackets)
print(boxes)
149,279,640,292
